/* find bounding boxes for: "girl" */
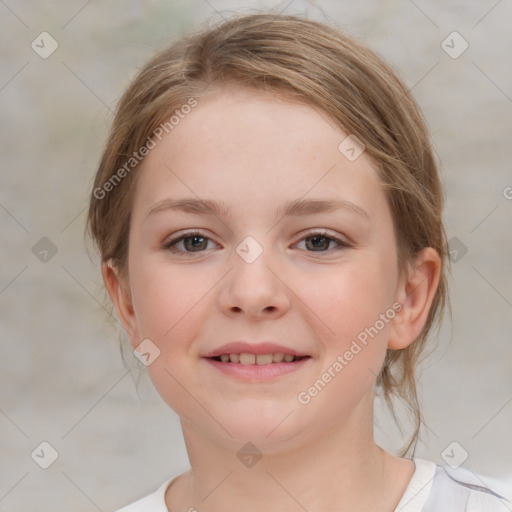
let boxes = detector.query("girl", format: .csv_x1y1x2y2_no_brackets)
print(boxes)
87,12,509,512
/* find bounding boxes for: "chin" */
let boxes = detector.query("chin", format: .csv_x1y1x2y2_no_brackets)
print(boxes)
215,404,306,449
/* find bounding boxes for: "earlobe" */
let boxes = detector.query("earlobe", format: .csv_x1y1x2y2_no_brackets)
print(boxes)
387,247,441,350
102,260,139,342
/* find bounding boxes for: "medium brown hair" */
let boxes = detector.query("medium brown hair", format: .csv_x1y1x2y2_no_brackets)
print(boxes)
87,12,450,457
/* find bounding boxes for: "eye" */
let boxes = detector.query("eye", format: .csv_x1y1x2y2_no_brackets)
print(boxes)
163,231,218,255
295,230,352,253
163,229,352,256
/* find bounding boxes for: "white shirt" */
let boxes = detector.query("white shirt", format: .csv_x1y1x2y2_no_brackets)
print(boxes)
115,458,510,511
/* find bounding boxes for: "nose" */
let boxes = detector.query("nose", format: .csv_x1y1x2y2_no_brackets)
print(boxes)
217,243,291,320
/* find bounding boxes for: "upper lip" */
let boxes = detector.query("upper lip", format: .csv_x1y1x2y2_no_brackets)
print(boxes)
202,342,310,358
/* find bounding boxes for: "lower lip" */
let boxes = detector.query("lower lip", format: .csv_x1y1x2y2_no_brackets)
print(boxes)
203,357,312,380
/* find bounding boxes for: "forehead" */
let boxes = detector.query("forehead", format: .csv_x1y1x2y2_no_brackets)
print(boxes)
133,87,388,224
157,87,349,171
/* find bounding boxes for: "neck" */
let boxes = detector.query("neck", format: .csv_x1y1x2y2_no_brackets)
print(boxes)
166,399,413,511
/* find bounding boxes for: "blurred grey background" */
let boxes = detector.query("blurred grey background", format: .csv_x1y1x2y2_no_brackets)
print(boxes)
1,0,511,510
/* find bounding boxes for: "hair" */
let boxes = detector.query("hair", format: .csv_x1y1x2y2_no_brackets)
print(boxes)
86,12,450,457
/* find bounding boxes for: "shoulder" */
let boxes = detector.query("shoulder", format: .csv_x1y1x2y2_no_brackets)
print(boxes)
114,476,177,512
420,458,511,512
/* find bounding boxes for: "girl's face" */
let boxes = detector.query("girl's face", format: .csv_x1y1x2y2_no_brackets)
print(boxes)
110,88,427,452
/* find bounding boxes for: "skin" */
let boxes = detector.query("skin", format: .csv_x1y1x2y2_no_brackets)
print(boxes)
104,87,441,512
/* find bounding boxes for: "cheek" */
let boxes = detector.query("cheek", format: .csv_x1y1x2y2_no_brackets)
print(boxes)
324,257,396,320
300,262,397,414
129,252,218,360
130,253,188,333
129,257,214,416
311,253,397,363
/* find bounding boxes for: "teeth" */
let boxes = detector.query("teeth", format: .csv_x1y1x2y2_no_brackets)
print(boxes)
273,352,284,363
256,354,273,365
239,353,256,365
216,352,302,365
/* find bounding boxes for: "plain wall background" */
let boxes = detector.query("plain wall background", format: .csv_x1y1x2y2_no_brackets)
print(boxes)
1,1,511,510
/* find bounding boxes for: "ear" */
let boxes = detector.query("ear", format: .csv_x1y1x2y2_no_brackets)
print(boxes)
102,260,140,348
388,247,442,350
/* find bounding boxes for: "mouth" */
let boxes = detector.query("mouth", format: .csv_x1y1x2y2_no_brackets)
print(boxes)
208,353,310,365
202,342,312,380
202,345,312,380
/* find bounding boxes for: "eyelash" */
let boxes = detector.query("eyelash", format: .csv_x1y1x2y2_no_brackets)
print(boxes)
162,230,352,256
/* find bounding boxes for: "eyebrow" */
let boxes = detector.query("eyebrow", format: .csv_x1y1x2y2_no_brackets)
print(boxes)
146,197,369,221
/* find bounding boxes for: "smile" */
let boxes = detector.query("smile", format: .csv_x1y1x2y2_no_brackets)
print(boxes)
204,354,312,380
210,353,308,365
